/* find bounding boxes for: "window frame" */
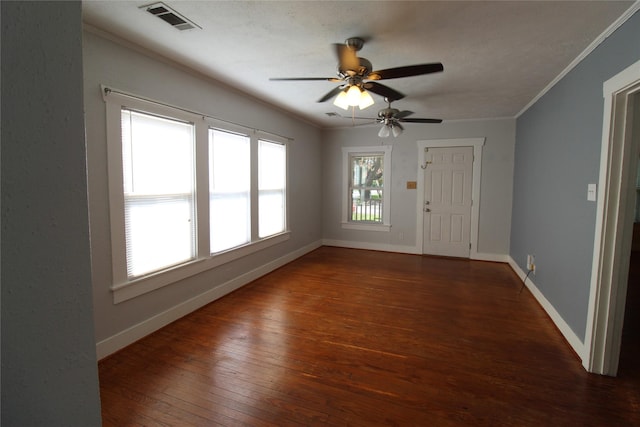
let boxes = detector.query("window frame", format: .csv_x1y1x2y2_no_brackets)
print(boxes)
258,138,288,239
208,128,252,254
120,108,198,279
104,88,290,303
341,145,392,232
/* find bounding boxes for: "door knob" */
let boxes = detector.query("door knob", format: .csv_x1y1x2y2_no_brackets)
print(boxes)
424,208,431,212
425,201,430,205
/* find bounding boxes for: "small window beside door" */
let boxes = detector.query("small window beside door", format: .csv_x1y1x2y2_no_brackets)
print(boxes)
341,145,392,231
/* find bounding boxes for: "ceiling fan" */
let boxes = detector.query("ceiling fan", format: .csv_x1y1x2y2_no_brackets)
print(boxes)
270,37,443,110
333,98,442,137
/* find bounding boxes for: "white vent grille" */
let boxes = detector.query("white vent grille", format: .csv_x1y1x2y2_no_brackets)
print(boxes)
141,2,200,31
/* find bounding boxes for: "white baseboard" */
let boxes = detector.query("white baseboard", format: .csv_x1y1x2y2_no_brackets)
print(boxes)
323,239,510,264
507,256,586,361
471,252,510,263
96,240,323,360
322,239,421,254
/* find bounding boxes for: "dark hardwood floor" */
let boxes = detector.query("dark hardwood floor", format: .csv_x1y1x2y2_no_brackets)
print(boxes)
619,249,640,380
99,247,640,426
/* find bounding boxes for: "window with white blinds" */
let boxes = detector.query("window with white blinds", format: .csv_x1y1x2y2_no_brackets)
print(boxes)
103,88,290,302
122,109,196,278
209,129,250,253
258,139,286,238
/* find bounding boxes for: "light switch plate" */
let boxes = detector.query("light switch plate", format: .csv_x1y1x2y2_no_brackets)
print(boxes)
587,183,597,201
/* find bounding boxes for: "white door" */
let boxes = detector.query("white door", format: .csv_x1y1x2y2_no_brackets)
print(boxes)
422,146,473,257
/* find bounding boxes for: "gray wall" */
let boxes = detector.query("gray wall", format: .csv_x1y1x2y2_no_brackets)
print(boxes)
511,10,640,342
322,119,516,257
83,31,323,345
1,1,102,425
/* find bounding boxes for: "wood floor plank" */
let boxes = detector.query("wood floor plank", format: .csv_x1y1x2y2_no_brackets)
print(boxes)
99,247,640,426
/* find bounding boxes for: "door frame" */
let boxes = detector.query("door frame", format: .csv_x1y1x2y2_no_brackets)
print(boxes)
584,58,640,375
416,138,485,258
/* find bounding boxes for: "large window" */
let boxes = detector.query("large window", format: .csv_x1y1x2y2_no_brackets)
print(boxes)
104,89,289,302
209,129,250,253
122,109,196,278
259,139,286,238
341,145,392,231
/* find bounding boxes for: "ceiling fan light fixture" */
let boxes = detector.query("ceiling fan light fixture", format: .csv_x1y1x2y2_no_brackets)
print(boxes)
391,124,403,137
345,85,362,106
333,90,350,110
334,85,374,110
358,90,374,109
378,125,391,138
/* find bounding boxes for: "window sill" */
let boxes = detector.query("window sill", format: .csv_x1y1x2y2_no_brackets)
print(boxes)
341,222,391,232
111,231,291,303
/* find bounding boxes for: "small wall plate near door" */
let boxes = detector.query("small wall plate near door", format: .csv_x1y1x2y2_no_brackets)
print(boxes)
588,183,597,201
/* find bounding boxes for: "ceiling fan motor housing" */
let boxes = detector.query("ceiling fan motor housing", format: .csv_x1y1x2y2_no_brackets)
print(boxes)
378,107,399,118
338,57,372,79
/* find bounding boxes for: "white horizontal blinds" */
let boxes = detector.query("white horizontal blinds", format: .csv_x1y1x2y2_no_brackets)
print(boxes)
121,109,196,278
350,154,384,223
258,139,286,238
208,129,251,253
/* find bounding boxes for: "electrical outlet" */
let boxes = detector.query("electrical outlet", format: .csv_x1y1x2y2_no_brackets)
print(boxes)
527,254,536,274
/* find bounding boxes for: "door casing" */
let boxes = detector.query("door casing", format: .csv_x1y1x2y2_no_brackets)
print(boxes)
585,58,640,375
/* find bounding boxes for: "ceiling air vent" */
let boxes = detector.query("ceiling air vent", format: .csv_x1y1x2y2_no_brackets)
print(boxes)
141,2,200,31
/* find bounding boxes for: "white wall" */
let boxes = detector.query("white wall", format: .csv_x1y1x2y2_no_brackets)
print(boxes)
2,2,102,424
83,29,323,357
321,118,515,258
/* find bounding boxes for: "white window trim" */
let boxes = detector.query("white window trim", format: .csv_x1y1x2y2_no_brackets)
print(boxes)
103,87,290,303
341,145,392,232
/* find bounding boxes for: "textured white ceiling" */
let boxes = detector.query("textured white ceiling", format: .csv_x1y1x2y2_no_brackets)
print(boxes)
82,1,636,127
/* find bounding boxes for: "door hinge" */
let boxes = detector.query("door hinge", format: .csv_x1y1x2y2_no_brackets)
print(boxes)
469,243,472,249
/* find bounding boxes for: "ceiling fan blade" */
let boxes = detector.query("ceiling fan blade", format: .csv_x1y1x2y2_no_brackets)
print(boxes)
327,112,376,121
367,63,444,80
347,116,377,121
363,82,405,101
270,77,342,82
332,114,380,127
395,122,405,131
351,120,379,127
317,85,345,103
399,118,443,123
394,110,414,119
334,43,360,72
